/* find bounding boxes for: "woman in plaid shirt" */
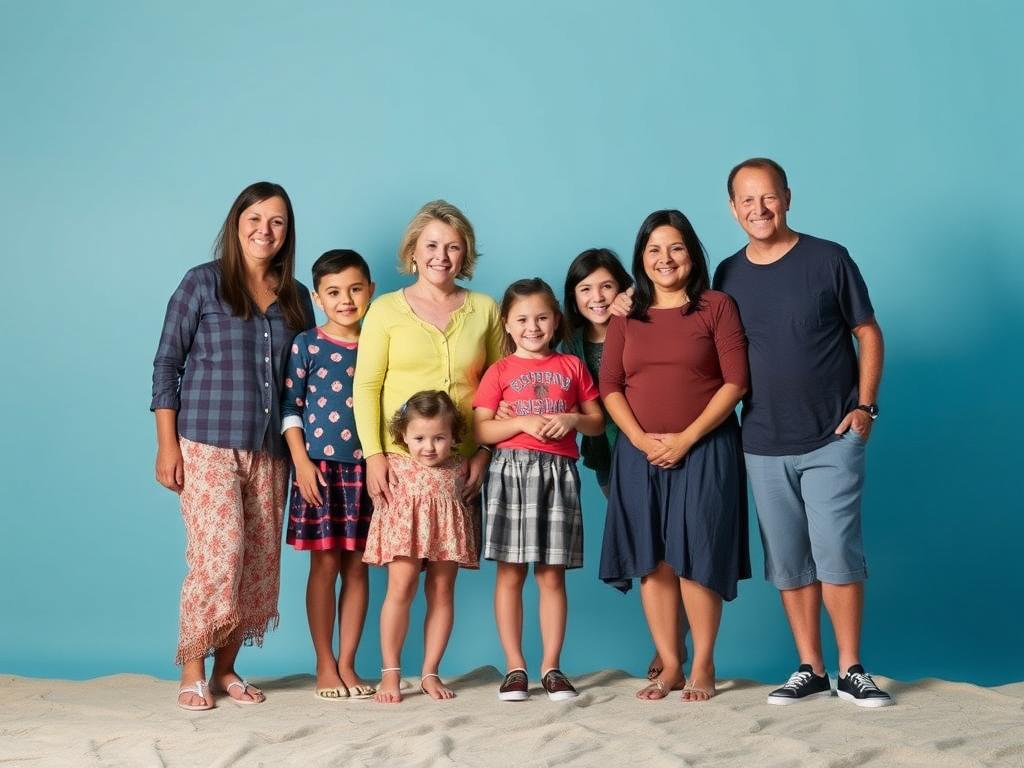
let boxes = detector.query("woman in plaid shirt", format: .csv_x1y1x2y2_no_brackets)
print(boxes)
152,182,314,710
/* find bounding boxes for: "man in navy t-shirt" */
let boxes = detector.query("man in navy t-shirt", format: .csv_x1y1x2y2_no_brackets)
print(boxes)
713,158,893,708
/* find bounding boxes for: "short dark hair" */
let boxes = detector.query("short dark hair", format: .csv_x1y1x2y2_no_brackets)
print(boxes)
388,390,466,447
727,157,789,199
311,249,372,291
628,210,710,322
498,277,566,356
563,248,632,334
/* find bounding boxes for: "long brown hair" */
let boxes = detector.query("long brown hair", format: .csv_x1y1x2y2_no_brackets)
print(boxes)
214,181,307,330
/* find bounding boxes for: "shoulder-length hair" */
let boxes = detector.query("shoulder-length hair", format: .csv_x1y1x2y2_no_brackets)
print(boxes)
629,209,710,321
397,200,478,279
214,181,307,331
563,248,632,335
499,277,566,356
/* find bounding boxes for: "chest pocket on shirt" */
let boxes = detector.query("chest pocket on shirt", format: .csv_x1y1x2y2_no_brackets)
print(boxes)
793,291,836,329
817,290,841,328
788,292,821,328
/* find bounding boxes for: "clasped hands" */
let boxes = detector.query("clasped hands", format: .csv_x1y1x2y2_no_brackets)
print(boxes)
636,431,694,468
495,401,577,442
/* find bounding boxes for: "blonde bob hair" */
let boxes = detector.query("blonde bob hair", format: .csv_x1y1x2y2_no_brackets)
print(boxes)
397,199,478,279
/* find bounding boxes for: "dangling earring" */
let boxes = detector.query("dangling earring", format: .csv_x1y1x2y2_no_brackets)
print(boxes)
411,261,418,273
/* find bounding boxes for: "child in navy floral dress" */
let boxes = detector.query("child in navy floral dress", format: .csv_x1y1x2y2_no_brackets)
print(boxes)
282,249,376,700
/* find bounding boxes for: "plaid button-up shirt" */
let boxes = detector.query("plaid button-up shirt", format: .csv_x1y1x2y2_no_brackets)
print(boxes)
151,262,314,457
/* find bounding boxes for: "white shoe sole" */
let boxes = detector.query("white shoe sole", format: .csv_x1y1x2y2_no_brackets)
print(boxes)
837,690,893,707
498,690,529,701
546,690,579,702
767,690,833,705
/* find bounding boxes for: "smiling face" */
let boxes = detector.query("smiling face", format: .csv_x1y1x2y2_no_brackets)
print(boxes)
573,266,620,329
642,225,691,295
403,415,454,467
504,293,560,358
729,166,792,245
237,195,288,266
411,219,465,289
312,266,374,337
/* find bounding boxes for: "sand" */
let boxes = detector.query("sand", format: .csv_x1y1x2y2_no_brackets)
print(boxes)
1,667,1022,767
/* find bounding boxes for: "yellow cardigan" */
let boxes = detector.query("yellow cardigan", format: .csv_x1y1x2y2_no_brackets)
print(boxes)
353,288,505,457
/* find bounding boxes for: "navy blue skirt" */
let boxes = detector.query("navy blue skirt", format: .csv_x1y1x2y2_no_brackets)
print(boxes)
598,416,750,600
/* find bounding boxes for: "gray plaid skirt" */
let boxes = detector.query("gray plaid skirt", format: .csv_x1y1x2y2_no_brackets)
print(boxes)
482,448,583,568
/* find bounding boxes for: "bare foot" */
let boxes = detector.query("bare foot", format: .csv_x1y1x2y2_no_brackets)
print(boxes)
420,673,455,701
374,669,402,704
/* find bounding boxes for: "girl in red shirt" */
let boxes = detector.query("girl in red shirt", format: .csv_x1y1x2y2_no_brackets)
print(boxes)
474,278,604,702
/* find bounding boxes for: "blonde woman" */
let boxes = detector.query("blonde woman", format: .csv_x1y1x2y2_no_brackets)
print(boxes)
353,200,503,701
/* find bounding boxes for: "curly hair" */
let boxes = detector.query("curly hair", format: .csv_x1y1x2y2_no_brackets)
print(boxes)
387,390,466,448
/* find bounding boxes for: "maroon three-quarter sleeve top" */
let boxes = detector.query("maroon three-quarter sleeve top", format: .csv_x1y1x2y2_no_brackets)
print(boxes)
599,290,748,434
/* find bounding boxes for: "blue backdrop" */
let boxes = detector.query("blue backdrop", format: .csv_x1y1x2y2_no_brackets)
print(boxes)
2,1,1021,685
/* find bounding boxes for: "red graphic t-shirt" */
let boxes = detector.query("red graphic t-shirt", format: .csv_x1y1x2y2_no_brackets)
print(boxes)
473,352,599,459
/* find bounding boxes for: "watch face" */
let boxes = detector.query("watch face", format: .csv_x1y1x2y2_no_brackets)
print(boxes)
859,404,879,418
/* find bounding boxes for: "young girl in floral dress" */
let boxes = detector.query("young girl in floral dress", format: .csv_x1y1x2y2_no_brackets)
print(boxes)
363,391,478,703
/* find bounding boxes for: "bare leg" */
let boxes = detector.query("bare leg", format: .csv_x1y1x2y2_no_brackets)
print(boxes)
211,638,265,702
421,561,458,700
337,550,370,689
178,657,209,708
306,550,343,691
822,581,863,674
678,578,721,702
374,557,420,704
636,562,683,699
534,564,567,673
780,582,825,675
495,562,529,671
647,598,689,678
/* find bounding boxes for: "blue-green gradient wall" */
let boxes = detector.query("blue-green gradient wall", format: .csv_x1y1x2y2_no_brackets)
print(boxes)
2,1,1021,685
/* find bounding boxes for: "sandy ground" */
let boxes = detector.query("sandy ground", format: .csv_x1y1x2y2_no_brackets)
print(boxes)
1,667,1022,767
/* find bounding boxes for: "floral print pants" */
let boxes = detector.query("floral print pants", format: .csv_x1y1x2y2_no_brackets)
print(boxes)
175,438,289,665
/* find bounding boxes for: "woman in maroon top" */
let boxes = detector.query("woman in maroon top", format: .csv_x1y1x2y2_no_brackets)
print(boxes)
598,210,751,702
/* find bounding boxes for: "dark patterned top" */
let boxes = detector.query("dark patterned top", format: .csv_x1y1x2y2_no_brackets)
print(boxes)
280,327,363,463
151,261,314,457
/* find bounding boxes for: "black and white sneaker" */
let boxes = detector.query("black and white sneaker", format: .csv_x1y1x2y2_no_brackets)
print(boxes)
767,664,833,705
836,665,893,708
498,668,529,701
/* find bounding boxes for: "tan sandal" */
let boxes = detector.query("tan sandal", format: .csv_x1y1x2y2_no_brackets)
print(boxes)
635,679,669,700
346,682,376,699
681,681,716,702
314,684,349,701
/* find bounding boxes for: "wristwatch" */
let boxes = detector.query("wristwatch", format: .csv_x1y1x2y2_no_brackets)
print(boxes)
856,404,880,420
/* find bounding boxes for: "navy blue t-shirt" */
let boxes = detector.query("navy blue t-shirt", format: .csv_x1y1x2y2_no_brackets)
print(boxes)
712,234,874,456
